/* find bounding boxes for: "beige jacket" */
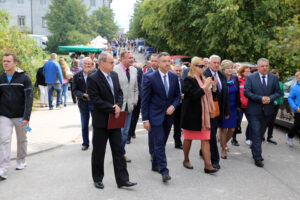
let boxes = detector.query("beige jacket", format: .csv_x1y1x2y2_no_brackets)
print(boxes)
113,64,138,112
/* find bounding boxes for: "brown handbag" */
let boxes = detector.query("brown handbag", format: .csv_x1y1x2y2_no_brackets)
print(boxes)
210,100,220,118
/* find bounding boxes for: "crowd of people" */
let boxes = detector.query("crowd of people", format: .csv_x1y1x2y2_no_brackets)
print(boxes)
0,51,299,191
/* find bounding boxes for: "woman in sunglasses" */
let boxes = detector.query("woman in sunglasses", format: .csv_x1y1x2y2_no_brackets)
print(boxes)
218,60,241,159
181,57,218,174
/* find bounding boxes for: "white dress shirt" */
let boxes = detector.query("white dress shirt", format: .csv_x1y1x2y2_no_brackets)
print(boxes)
258,72,268,86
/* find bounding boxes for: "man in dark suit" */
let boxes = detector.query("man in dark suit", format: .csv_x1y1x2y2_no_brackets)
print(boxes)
173,65,184,149
72,57,95,151
244,58,281,168
142,52,181,182
145,54,159,74
87,52,137,189
203,55,230,170
127,65,143,143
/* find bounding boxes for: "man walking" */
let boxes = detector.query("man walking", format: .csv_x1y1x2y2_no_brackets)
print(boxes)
142,52,181,182
114,51,139,162
203,55,230,170
43,53,63,110
0,53,33,181
244,58,281,167
87,52,137,189
72,57,95,151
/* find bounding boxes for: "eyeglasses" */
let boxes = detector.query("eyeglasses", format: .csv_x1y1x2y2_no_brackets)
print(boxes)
195,64,205,68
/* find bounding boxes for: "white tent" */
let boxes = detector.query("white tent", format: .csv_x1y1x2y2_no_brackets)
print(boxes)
90,36,108,49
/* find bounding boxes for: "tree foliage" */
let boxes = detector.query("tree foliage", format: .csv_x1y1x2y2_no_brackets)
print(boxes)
89,5,119,40
129,0,299,77
0,9,46,83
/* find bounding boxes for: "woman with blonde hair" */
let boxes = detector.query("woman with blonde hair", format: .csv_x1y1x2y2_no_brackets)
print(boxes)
181,57,218,173
59,58,73,107
218,60,241,159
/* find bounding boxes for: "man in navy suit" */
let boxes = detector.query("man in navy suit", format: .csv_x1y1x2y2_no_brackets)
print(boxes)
173,65,184,149
244,58,281,168
145,54,159,74
142,52,181,182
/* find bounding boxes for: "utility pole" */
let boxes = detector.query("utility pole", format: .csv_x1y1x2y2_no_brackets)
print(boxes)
30,0,33,33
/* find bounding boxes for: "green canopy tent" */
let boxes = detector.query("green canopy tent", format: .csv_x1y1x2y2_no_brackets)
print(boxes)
58,45,103,53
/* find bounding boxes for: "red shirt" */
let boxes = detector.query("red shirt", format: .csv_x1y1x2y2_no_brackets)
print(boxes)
239,77,248,108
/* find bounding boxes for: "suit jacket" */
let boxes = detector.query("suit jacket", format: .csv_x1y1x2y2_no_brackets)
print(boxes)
181,76,206,131
244,72,281,116
114,64,138,112
203,68,230,122
181,67,190,80
142,70,181,126
87,70,123,129
72,70,90,113
135,66,143,97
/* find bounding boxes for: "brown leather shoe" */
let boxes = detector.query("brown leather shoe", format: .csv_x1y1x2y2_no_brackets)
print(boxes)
124,156,131,163
81,146,89,151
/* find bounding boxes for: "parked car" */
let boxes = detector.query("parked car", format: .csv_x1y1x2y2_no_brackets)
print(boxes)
275,76,296,129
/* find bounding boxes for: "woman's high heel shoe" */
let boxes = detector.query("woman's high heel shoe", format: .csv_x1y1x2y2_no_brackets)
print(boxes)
204,168,218,174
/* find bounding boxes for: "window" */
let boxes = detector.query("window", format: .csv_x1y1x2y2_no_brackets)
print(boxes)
40,0,46,5
42,17,47,28
18,16,25,27
90,0,95,6
17,0,24,4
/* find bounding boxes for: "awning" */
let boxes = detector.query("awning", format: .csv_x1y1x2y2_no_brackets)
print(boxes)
58,45,102,53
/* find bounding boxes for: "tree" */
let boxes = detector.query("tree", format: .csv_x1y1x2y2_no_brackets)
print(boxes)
45,0,93,52
89,5,119,40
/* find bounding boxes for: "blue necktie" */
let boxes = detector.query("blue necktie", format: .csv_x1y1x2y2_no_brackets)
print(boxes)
163,75,169,97
262,76,267,89
106,75,114,96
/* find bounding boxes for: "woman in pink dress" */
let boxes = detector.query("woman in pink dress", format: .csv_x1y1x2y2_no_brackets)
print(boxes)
181,57,218,174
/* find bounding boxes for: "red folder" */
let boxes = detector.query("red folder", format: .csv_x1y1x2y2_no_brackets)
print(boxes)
107,111,127,130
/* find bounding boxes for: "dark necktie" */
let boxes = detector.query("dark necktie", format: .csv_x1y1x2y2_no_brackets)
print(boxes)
106,75,114,96
126,68,130,82
262,76,267,89
214,73,221,92
163,75,169,97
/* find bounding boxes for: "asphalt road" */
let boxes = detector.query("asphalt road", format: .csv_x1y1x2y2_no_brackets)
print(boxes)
1,52,300,200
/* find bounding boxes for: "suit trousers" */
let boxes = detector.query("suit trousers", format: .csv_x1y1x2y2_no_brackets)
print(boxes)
150,120,170,175
0,116,27,178
173,104,182,146
266,105,280,139
249,114,272,161
288,113,300,138
92,127,129,184
210,117,220,164
128,97,141,140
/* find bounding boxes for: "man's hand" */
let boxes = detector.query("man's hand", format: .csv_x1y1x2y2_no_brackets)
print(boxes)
113,105,121,119
181,93,184,100
166,106,175,115
83,93,89,99
297,107,300,113
143,121,151,131
22,120,29,127
225,115,230,119
262,96,271,104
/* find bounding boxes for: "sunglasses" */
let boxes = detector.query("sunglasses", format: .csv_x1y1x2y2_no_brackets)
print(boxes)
195,64,205,68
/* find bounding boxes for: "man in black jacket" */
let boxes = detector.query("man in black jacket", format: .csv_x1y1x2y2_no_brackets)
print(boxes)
202,55,230,170
72,57,95,151
87,52,136,189
0,53,33,181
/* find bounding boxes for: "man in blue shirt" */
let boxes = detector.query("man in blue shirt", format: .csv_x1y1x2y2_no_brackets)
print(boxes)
43,53,63,110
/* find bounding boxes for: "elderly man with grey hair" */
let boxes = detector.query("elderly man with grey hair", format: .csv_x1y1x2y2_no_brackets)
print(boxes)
72,57,95,151
244,58,281,168
87,52,137,189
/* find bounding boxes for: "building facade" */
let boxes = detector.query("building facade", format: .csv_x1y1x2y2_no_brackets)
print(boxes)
0,0,112,36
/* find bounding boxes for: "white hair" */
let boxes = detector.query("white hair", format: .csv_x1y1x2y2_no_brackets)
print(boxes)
209,55,221,62
257,58,269,65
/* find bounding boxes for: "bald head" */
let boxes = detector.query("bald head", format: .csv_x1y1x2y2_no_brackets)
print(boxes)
51,53,57,60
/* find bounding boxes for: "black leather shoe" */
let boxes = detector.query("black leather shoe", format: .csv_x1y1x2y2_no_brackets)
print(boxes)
126,140,131,144
152,166,159,172
267,138,277,145
117,181,137,188
175,144,183,150
221,155,227,159
255,160,264,168
0,175,6,181
204,168,218,174
162,174,171,182
212,163,221,170
183,162,194,169
94,181,104,189
231,139,240,146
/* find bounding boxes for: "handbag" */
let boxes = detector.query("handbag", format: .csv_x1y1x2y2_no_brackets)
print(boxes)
210,100,220,118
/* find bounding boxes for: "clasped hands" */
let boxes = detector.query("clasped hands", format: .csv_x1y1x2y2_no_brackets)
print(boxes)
262,96,271,104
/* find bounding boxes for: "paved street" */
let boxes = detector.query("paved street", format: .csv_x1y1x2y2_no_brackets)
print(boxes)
1,53,300,200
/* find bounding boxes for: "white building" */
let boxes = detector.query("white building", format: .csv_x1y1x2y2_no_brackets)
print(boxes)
0,0,113,36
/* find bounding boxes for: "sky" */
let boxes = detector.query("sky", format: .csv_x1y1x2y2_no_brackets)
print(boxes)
111,0,136,33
